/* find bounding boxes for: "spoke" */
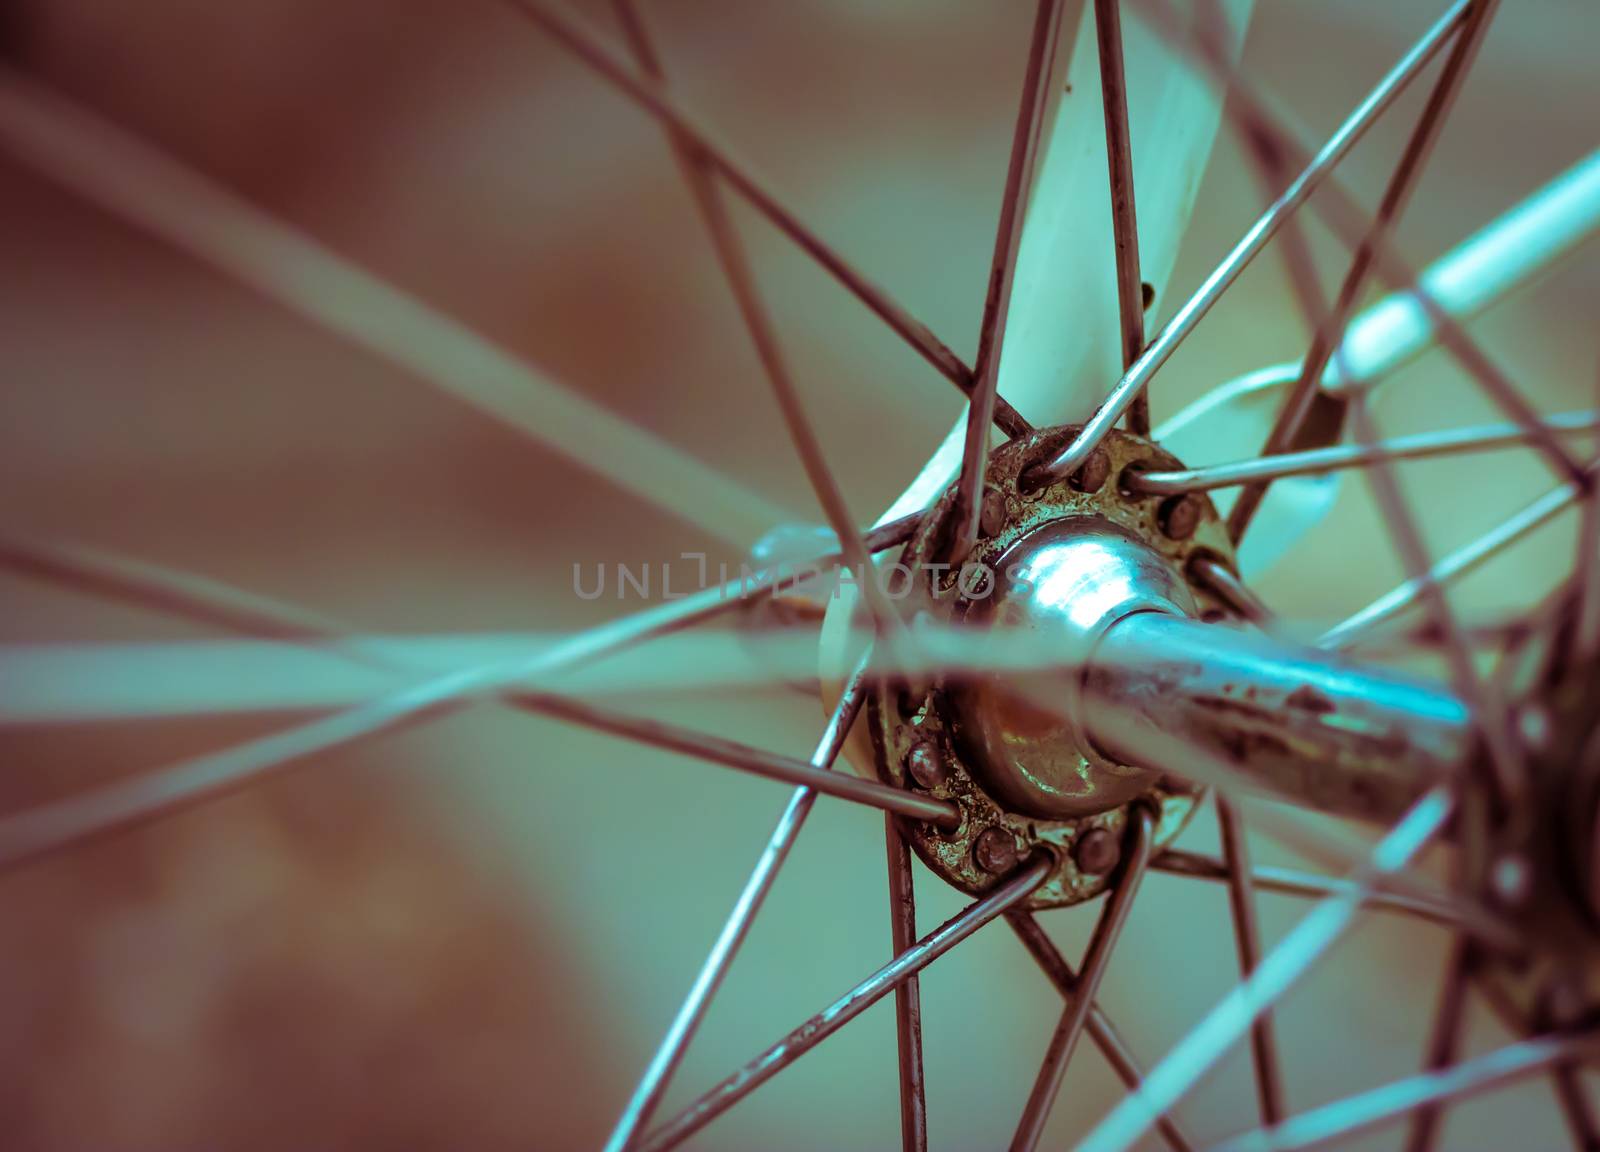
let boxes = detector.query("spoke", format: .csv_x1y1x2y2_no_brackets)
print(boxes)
953,0,1064,559
0,537,956,871
504,0,1030,440
1076,786,1455,1152
0,663,957,871
605,0,903,648
1150,849,1474,932
1573,369,1600,662
0,69,791,549
602,653,874,1152
1132,412,1600,496
1344,385,1524,806
1328,147,1600,391
1135,0,1588,488
1321,456,1600,649
1401,935,1476,1152
1006,912,1198,1152
1188,554,1274,625
1009,808,1154,1152
1552,1062,1600,1152
1212,1032,1600,1152
1025,0,1473,485
885,815,928,1152
637,857,1052,1152
0,513,919,703
1217,797,1285,1125
1093,0,1149,435
1228,0,1500,543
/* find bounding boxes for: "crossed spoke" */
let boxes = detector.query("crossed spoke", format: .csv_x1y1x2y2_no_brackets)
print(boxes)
3,1,1596,1148
1226,0,1502,544
638,858,1054,1152
1026,0,1475,485
1212,1031,1600,1152
952,0,1064,560
505,0,1032,439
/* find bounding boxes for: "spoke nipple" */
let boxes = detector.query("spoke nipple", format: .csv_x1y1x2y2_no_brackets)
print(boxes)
980,487,1009,537
1490,854,1533,908
905,740,951,790
1517,705,1553,754
1157,493,1203,540
1069,449,1111,494
973,826,1020,874
1074,826,1120,875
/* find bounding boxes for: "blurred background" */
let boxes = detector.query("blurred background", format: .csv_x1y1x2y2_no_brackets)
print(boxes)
0,0,1597,1148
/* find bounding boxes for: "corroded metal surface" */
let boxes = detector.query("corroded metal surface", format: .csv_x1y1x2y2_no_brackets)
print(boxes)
869,424,1236,909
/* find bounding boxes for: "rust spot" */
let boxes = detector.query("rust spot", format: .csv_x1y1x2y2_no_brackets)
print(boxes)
1287,685,1336,715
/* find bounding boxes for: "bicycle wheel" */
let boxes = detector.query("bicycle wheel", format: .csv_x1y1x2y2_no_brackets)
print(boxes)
1,1,1598,1149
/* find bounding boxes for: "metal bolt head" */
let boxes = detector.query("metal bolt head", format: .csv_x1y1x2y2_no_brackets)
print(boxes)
1157,494,1203,541
973,826,1020,874
1074,827,1121,875
1068,449,1111,494
905,741,951,790
979,487,1009,537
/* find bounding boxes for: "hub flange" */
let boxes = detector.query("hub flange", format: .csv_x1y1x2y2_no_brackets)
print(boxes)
869,424,1238,908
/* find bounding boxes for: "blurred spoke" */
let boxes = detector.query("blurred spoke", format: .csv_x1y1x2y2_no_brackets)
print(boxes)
1228,0,1500,543
954,0,1063,559
1010,808,1154,1152
1217,797,1285,1124
1342,384,1525,800
0,661,957,872
1131,412,1600,495
1093,0,1149,434
0,69,791,548
1006,912,1197,1152
602,653,874,1152
1572,369,1600,662
1553,1062,1600,1152
639,858,1053,1152
1212,1032,1600,1152
1136,0,1588,487
1320,456,1600,649
506,0,1032,439
1151,849,1474,931
1027,0,1472,484
1402,935,1476,1152
606,0,904,648
1077,786,1455,1152
885,816,928,1152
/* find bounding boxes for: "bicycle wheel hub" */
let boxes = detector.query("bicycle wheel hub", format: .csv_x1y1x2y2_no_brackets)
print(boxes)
868,424,1236,908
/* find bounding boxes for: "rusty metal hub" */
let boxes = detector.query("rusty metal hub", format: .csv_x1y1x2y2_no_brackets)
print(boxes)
869,424,1239,908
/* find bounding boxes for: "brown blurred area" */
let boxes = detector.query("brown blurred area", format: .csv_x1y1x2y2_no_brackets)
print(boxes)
1,1,1597,1149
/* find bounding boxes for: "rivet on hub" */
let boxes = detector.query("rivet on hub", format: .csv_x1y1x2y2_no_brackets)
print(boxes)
905,740,951,790
1068,449,1111,494
973,826,1020,874
979,487,1009,537
1158,493,1204,541
1074,827,1121,875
